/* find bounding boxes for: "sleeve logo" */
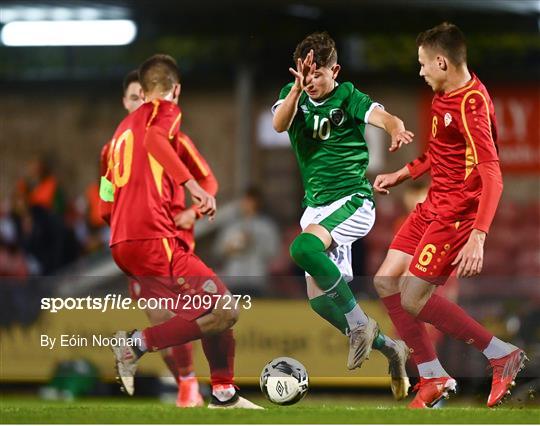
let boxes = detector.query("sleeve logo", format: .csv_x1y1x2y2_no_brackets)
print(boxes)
202,279,218,294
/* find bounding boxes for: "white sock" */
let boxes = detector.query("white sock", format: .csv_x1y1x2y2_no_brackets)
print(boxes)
132,330,147,352
417,358,449,378
179,372,195,381
212,385,236,402
344,304,369,329
482,337,513,360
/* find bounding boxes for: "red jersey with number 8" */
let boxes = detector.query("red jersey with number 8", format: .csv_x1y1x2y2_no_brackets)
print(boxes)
106,99,182,246
421,74,499,220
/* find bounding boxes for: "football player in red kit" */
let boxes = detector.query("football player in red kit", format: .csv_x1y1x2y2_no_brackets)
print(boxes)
101,71,216,407
101,54,261,409
372,23,526,408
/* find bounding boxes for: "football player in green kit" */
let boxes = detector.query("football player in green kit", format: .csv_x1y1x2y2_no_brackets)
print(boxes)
273,32,414,400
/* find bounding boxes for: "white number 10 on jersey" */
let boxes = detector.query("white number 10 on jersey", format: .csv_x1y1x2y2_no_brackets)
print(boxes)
312,115,331,140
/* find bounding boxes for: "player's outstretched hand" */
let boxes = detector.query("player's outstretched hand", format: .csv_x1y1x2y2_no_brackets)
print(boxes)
174,208,197,230
373,173,398,195
452,229,486,278
373,166,409,195
389,129,414,152
185,179,216,220
289,49,316,91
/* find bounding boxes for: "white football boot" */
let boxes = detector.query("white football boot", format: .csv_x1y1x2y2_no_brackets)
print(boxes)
208,393,264,409
387,339,411,400
347,316,379,370
111,330,142,396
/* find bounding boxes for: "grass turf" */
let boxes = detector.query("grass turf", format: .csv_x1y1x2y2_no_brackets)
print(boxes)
1,396,539,424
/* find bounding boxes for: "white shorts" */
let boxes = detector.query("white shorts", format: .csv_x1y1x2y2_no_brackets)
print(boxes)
300,194,375,282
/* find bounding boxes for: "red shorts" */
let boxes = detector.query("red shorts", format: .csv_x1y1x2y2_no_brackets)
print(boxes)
127,232,195,300
390,206,473,285
112,237,229,321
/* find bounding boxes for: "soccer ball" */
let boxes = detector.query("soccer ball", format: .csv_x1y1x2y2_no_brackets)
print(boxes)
259,357,309,405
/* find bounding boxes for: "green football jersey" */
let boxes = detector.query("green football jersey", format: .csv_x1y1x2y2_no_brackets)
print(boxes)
273,82,379,207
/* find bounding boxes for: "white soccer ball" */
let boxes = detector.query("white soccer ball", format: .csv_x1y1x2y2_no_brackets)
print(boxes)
259,357,309,405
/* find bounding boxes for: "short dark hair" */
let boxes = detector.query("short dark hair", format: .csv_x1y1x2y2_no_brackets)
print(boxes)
138,54,180,93
416,22,467,65
293,31,337,68
122,69,139,95
244,186,262,209
245,186,261,201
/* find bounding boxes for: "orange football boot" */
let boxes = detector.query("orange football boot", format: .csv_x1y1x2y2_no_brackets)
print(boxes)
487,348,527,408
176,376,204,408
408,377,457,409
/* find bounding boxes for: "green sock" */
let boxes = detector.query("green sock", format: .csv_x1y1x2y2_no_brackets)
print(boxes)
290,233,358,315
309,295,348,335
372,331,386,350
310,294,391,350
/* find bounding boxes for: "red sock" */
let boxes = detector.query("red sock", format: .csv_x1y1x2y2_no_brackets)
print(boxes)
417,294,493,351
161,350,179,383
143,315,202,351
201,329,235,387
172,343,194,377
381,293,437,365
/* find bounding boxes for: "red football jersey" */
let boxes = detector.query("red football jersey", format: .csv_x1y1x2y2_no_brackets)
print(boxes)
420,74,499,220
106,99,183,245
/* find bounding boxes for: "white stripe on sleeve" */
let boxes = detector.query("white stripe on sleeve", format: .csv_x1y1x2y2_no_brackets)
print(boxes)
364,102,384,124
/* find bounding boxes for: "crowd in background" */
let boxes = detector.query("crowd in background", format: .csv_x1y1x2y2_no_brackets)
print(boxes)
0,156,108,278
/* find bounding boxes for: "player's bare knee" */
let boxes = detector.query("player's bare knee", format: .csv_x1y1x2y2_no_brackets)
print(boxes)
372,275,385,294
198,311,225,335
373,275,399,297
225,305,239,327
215,294,239,325
209,304,239,333
400,295,420,317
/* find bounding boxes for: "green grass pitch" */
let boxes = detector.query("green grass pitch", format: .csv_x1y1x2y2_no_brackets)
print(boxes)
1,396,539,424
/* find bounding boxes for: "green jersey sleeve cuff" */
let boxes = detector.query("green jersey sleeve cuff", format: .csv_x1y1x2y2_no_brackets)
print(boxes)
364,102,384,124
271,99,284,115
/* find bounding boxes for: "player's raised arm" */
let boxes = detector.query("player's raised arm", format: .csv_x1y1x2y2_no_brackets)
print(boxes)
143,128,216,218
177,132,218,196
144,125,193,185
174,131,219,228
273,49,315,132
367,107,414,152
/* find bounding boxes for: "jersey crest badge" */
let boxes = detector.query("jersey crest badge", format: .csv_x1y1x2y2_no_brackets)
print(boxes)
329,108,345,126
300,105,309,114
444,112,452,127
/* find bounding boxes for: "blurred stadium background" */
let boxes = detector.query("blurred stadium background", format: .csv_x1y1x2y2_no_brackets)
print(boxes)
1,0,539,409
